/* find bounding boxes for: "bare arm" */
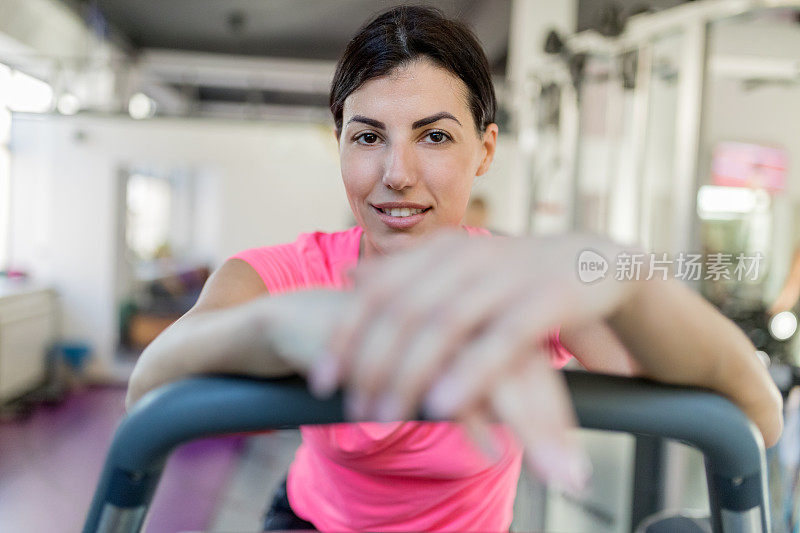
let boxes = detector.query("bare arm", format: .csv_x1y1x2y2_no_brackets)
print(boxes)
125,259,339,410
559,319,641,376
561,304,782,446
599,278,782,447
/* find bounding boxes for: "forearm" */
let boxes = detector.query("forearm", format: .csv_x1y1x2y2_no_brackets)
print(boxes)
125,297,296,410
606,278,783,447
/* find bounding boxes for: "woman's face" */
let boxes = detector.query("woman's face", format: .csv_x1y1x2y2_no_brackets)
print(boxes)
338,58,497,258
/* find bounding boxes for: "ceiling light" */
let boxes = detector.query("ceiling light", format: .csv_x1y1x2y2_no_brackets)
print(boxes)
128,92,155,120
57,93,80,115
769,311,798,341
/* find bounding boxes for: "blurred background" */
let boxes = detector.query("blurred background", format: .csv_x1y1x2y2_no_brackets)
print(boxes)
1,0,800,531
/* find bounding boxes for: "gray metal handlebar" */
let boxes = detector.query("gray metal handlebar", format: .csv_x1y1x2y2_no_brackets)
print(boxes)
83,371,769,533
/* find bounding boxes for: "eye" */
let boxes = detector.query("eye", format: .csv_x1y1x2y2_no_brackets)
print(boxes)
424,130,451,144
355,132,381,145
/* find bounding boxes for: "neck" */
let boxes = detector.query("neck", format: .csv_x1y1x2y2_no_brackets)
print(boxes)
358,231,380,262
358,225,470,263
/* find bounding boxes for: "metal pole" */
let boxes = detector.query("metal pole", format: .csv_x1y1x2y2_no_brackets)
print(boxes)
84,373,770,533
630,44,654,249
670,20,709,258
563,81,581,231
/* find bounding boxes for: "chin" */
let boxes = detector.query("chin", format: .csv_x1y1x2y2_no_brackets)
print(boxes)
376,231,422,253
365,228,427,256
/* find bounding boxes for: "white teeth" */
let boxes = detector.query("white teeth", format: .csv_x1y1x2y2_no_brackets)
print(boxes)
380,207,426,217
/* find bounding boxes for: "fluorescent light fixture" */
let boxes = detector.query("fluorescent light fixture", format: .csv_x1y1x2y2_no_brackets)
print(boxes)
57,93,80,115
769,311,797,341
128,92,155,120
4,69,53,113
697,185,758,219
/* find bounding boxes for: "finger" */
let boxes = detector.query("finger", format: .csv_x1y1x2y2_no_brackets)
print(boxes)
326,233,464,391
263,290,348,398
307,351,341,399
422,286,565,420
334,236,473,418
379,269,527,421
357,245,497,418
488,354,591,493
308,278,395,400
460,402,505,464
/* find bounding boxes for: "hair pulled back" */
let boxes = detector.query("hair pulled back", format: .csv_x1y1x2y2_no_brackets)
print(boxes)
330,5,497,136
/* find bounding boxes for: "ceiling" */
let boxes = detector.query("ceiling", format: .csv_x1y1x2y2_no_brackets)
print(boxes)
576,0,689,34
91,0,510,68
57,0,703,119
64,0,512,118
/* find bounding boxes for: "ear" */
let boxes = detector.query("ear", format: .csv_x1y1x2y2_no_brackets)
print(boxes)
476,123,498,176
333,126,341,144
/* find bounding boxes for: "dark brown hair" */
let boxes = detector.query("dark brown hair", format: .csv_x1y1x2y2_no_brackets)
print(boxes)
329,5,496,137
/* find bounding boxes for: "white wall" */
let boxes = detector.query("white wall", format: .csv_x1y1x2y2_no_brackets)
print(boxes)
468,136,519,233
9,115,346,369
7,114,519,371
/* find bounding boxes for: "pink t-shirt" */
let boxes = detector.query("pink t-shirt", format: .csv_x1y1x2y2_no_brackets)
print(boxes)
230,225,572,532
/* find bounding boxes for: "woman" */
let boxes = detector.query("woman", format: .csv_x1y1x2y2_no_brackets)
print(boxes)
126,6,783,532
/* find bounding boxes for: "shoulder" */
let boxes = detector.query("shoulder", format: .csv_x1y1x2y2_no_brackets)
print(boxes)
296,225,362,255
190,257,268,312
232,226,359,262
229,226,362,293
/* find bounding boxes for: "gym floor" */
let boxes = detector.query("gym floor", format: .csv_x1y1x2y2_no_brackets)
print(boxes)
0,378,548,532
0,383,288,532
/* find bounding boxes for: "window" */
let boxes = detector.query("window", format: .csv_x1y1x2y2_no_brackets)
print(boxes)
125,173,173,261
0,78,10,271
0,62,54,272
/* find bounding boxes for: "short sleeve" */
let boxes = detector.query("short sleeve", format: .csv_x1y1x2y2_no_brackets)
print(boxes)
229,243,306,295
547,326,573,369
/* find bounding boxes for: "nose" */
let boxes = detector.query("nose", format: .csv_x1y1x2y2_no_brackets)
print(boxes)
382,142,418,191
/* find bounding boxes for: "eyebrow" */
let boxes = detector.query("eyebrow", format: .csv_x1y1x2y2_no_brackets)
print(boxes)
412,112,462,129
345,111,462,130
346,115,385,129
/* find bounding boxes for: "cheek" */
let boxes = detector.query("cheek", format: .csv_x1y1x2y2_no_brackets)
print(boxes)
424,149,476,203
340,150,379,200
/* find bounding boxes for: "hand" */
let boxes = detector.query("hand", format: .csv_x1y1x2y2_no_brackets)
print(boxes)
254,289,352,375
308,230,638,489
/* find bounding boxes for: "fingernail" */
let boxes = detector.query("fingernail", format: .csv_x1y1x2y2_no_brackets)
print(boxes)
375,394,402,422
345,391,369,421
309,355,339,399
528,442,592,494
423,374,461,419
560,451,593,495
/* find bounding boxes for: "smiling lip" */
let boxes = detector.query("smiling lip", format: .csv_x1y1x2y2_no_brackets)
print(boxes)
371,203,431,229
372,202,430,210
